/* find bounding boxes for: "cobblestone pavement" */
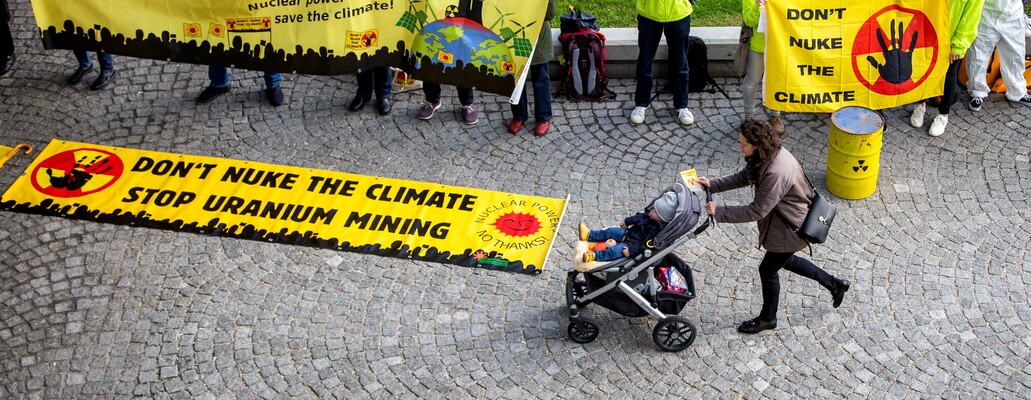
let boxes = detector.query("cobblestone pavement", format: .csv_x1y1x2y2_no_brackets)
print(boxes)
2,4,1030,399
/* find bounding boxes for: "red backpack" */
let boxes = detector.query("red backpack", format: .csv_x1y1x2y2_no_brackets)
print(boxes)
559,30,615,102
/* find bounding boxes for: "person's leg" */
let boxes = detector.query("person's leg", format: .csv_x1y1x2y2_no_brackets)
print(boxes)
372,66,391,100
938,60,961,115
263,72,284,106
781,254,836,291
208,65,231,88
350,70,374,111
457,86,476,124
418,82,443,119
67,50,93,85
756,251,793,322
97,52,114,73
741,50,764,115
0,17,12,76
198,65,232,103
371,66,392,114
782,254,849,307
993,22,1030,102
634,15,663,108
0,16,12,59
593,243,628,261
929,60,961,136
530,63,552,122
263,72,282,89
73,50,91,69
355,70,374,99
510,85,529,122
910,99,927,128
423,82,442,103
587,227,626,242
664,15,691,110
964,25,997,101
457,86,474,106
89,52,116,90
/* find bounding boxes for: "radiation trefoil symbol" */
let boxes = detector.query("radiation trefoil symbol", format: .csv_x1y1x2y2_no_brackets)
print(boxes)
851,5,939,95
853,160,869,172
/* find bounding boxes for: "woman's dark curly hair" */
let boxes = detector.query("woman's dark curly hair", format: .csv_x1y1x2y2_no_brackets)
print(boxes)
740,116,782,164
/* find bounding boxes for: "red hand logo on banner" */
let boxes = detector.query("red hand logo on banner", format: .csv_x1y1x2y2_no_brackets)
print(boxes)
851,5,938,95
30,149,124,198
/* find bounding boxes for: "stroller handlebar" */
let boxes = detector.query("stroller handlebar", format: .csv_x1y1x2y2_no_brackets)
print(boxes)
693,186,713,235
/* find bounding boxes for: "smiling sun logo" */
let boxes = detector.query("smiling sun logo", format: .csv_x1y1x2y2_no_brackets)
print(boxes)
492,212,541,237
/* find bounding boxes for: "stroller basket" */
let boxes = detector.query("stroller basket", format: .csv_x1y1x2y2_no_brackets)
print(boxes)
581,254,696,317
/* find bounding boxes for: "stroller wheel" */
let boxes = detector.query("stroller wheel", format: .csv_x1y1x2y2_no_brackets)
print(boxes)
652,316,696,352
567,317,599,344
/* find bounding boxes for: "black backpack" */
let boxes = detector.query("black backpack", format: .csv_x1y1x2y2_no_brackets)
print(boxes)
686,36,729,98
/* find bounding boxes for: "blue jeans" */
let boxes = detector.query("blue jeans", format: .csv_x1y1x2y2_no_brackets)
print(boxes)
356,66,391,100
208,66,281,89
424,82,474,106
635,15,691,109
511,63,552,122
74,50,113,73
587,227,629,261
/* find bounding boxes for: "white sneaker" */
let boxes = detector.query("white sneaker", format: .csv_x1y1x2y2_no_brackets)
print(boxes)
928,114,948,137
677,108,695,125
910,103,926,128
630,106,647,124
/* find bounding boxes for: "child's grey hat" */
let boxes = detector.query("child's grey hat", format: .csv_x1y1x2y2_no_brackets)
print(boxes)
654,191,678,222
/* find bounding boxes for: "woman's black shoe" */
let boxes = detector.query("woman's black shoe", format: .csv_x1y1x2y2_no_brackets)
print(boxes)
832,279,850,308
67,65,93,85
348,95,370,111
376,98,391,115
737,318,776,334
90,70,115,91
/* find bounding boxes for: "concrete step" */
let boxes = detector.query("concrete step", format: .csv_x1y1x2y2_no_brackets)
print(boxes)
547,26,1031,79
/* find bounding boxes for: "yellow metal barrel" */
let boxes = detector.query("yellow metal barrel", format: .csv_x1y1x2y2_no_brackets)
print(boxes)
826,106,884,200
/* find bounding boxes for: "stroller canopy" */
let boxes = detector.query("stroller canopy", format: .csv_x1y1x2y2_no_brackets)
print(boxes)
646,182,701,250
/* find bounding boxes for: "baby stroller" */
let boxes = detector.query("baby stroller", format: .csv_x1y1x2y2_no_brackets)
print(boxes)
565,182,712,352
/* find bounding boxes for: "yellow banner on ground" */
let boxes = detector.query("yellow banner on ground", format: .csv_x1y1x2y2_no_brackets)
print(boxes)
28,0,547,97
0,140,566,274
765,0,949,112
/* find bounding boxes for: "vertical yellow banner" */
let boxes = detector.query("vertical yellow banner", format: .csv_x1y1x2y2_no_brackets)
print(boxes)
765,0,949,112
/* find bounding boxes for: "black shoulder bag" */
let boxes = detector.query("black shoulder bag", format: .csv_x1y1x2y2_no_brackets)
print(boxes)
775,169,836,246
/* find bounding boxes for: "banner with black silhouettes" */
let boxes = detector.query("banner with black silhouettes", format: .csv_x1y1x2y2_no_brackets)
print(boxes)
764,0,950,112
0,140,567,275
28,0,548,97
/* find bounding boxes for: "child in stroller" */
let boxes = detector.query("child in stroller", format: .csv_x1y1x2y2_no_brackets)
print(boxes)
566,181,712,352
578,191,679,263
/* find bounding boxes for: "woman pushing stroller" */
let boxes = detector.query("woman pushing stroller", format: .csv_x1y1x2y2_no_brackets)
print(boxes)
696,116,850,334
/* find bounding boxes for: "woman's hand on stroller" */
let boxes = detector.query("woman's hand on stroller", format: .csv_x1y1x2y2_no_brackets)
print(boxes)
705,201,717,215
695,176,711,188
622,247,630,257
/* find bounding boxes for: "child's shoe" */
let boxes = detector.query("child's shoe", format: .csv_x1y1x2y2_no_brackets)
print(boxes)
578,220,590,241
582,252,595,263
